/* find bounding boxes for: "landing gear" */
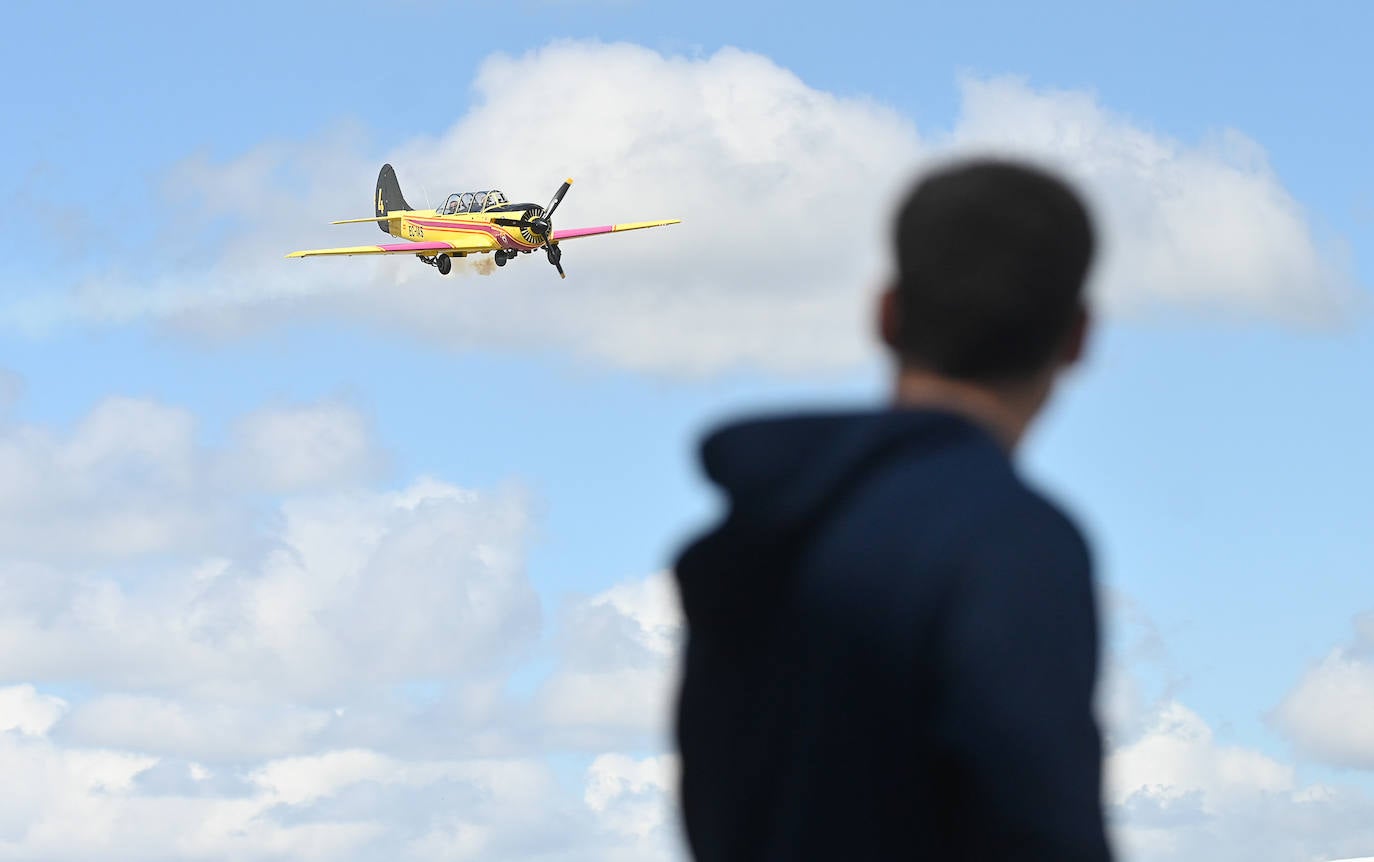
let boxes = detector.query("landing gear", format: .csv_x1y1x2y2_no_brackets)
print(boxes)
544,243,565,279
436,253,452,275
494,249,512,267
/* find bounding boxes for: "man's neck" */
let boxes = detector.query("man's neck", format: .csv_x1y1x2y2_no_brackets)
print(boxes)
891,368,1050,453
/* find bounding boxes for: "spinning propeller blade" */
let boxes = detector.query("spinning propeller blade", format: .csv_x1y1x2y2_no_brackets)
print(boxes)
490,179,575,278
537,179,573,277
545,179,573,220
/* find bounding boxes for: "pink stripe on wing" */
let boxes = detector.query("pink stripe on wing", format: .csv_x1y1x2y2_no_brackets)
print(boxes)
551,225,614,241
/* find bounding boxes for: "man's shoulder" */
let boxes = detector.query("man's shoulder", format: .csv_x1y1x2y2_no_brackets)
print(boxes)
954,476,1096,602
874,436,1091,569
991,484,1091,562
870,424,1023,516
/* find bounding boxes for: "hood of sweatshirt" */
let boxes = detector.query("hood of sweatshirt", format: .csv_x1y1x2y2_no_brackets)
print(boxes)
673,408,988,635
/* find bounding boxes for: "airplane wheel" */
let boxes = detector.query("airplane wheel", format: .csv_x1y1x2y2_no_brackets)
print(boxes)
436,254,452,275
495,253,507,267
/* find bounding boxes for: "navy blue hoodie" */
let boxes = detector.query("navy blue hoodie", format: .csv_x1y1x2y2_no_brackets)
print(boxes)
673,408,1111,861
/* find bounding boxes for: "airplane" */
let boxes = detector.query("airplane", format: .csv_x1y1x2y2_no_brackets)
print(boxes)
286,164,679,278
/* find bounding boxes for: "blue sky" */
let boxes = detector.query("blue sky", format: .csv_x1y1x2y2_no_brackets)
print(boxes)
3,2,1373,859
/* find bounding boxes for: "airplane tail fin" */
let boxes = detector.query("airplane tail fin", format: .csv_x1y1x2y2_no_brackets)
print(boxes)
375,164,415,234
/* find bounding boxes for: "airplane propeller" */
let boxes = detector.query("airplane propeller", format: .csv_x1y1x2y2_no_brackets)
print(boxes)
492,178,574,278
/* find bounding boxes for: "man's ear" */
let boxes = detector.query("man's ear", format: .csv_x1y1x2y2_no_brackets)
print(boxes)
878,287,902,352
1061,305,1090,367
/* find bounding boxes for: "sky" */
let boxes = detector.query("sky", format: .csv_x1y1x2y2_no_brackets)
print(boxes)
2,1,1373,859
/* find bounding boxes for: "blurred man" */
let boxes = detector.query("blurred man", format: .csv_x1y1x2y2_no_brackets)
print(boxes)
673,159,1112,860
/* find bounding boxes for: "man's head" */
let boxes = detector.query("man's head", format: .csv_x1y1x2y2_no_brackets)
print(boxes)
881,159,1095,386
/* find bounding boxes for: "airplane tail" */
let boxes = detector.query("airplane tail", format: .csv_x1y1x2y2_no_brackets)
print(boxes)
375,164,415,234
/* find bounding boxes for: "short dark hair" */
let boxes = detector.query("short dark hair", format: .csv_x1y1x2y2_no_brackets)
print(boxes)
891,159,1095,382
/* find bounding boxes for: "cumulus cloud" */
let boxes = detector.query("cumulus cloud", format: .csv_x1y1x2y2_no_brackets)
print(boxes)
0,396,210,561
5,42,1355,374
1104,697,1374,862
0,388,545,720
1273,615,1374,771
1108,700,1295,809
536,571,682,748
942,77,1355,323
585,753,679,840
0,712,678,862
0,387,687,860
58,695,336,763
0,476,540,707
0,684,67,736
0,393,392,565
1098,602,1374,861
220,402,383,494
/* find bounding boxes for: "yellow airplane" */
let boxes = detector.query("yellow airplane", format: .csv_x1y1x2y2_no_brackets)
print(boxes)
286,164,679,278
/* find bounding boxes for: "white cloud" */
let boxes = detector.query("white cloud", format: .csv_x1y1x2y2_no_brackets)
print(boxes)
1103,696,1374,861
0,389,687,860
0,387,540,713
0,393,393,565
0,475,541,706
585,753,679,839
221,402,383,494
5,42,1354,375
59,695,335,762
1099,611,1374,862
1274,617,1374,771
1107,700,1295,809
555,570,682,668
536,572,682,747
250,749,396,806
943,77,1354,324
0,684,67,736
0,396,210,561
539,667,678,743
587,572,682,658
0,700,682,862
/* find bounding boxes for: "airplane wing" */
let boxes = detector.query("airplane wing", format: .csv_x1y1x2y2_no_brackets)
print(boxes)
550,220,680,243
285,238,494,259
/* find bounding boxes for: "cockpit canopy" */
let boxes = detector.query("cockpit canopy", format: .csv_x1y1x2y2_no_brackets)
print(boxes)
439,190,508,215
